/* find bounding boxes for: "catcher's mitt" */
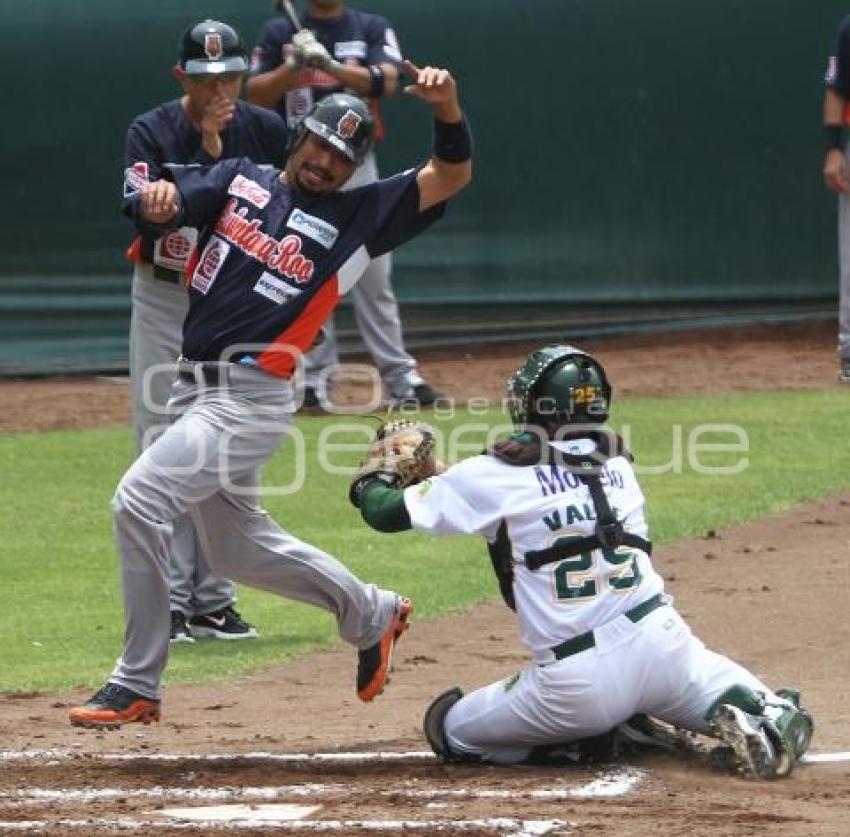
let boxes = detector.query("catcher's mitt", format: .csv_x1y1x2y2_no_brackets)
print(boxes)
349,419,438,507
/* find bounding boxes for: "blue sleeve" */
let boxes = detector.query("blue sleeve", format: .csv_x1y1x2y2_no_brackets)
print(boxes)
122,117,162,229
250,19,293,75
364,14,403,68
828,15,850,96
365,169,445,257
163,159,245,230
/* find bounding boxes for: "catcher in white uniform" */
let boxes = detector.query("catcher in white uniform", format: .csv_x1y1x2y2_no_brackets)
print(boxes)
351,345,814,779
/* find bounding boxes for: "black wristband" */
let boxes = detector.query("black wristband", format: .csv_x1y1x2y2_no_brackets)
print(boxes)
826,124,845,151
368,65,385,98
433,116,473,163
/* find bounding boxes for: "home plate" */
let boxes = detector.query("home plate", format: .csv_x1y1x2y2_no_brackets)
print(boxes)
158,803,321,822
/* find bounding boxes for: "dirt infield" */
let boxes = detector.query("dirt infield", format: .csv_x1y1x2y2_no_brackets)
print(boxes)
1,322,849,836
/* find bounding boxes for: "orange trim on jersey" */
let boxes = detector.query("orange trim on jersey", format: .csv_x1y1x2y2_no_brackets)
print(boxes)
255,275,341,378
183,246,200,288
125,236,144,264
844,101,850,125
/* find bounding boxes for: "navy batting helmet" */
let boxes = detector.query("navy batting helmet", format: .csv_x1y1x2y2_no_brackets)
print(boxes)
297,94,375,165
179,20,248,75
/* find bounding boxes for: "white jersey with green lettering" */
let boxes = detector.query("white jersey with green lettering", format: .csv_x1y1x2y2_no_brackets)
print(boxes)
403,438,665,665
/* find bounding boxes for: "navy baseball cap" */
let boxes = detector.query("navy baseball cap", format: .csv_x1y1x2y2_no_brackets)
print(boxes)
179,20,248,75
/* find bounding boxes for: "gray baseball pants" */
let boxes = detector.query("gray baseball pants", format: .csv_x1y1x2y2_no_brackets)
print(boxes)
129,264,235,617
109,362,399,698
304,151,423,399
838,147,850,360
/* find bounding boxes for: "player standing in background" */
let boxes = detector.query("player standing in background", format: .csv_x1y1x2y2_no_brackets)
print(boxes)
247,0,445,411
822,13,850,384
351,346,814,779
124,19,288,642
68,63,472,729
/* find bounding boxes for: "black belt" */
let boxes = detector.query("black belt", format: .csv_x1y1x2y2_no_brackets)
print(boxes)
178,362,230,386
549,594,665,661
152,264,182,284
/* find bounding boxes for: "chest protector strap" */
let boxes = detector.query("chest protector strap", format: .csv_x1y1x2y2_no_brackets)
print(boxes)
523,456,652,572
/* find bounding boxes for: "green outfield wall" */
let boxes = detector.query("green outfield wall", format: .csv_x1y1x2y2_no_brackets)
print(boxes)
0,0,843,373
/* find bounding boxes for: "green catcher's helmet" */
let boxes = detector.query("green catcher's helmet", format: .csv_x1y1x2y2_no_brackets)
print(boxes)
507,345,612,429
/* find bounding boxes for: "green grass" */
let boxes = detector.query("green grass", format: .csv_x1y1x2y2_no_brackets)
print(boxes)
1,387,848,693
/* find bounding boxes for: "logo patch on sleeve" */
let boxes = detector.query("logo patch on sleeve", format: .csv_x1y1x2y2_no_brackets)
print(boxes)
154,227,197,272
826,55,838,85
286,208,339,249
123,161,149,198
191,236,229,294
383,28,402,62
253,271,301,305
228,174,271,208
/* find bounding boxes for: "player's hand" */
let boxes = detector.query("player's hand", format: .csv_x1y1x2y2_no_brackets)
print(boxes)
199,95,236,136
402,61,461,121
198,95,236,159
823,148,849,193
292,29,318,50
284,44,305,73
302,40,336,72
140,180,180,224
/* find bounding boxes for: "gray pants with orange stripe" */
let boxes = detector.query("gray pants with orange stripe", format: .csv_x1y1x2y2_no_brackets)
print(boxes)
109,362,399,698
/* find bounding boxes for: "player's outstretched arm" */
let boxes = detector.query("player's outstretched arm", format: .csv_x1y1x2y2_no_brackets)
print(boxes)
404,61,473,211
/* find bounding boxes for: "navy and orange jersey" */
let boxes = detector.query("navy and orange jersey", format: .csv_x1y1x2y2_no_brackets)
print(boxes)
122,99,288,273
158,159,443,376
249,7,402,138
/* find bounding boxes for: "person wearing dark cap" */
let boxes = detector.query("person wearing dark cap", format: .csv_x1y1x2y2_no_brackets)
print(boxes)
122,19,288,643
69,61,471,729
248,0,446,411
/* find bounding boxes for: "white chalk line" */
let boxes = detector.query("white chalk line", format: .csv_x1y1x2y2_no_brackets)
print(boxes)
4,767,643,805
800,751,850,764
0,818,576,834
0,749,435,764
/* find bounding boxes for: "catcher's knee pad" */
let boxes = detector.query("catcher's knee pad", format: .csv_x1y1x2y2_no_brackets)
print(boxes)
423,687,475,763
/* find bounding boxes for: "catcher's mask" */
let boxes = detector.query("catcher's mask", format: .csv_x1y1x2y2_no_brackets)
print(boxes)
293,93,375,164
507,345,612,430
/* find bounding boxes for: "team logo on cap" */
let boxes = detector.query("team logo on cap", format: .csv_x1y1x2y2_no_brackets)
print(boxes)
337,109,362,139
204,33,223,60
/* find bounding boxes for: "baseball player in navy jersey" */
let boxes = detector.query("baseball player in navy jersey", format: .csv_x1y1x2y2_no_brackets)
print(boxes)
124,20,289,644
247,0,444,410
68,62,472,728
352,346,814,779
822,14,850,384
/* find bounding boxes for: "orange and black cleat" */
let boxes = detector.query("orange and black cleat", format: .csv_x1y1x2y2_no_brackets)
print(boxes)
69,682,161,729
357,597,412,702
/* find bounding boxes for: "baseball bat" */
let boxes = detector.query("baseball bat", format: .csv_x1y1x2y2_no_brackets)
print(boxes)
278,0,303,31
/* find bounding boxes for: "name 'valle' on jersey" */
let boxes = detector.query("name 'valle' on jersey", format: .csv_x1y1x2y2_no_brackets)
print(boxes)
403,443,665,665
163,158,442,376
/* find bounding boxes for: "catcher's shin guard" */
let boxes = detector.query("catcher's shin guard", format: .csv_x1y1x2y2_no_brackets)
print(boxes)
707,685,813,779
423,687,476,763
